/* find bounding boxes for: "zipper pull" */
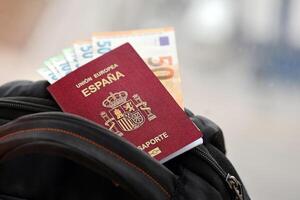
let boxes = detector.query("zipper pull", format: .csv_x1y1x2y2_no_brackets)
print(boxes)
226,174,244,200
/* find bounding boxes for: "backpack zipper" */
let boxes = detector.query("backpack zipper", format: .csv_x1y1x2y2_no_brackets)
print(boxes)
192,147,244,200
0,99,59,112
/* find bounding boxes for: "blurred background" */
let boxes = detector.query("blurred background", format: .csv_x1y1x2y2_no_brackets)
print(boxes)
1,0,300,199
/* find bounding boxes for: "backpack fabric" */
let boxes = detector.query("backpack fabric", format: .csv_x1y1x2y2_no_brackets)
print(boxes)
0,80,250,200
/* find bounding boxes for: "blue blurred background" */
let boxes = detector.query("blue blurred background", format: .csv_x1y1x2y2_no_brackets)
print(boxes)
0,0,299,199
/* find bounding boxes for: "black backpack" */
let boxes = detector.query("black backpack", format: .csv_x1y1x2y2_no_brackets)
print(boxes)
0,80,250,200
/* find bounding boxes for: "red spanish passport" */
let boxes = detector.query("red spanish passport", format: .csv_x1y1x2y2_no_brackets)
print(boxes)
48,43,203,163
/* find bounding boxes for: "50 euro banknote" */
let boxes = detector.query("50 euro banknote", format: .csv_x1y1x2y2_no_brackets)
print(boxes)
92,27,183,107
73,40,93,66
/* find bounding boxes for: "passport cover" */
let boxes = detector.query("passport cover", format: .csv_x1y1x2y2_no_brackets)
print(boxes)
48,43,203,163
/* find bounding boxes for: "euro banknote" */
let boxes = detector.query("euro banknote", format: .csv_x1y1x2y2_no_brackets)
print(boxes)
49,54,73,76
44,60,62,79
37,65,59,84
92,27,177,57
62,48,79,70
92,27,183,106
73,40,93,66
37,27,183,106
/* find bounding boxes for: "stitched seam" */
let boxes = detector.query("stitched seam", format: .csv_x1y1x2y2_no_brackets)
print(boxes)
0,128,171,199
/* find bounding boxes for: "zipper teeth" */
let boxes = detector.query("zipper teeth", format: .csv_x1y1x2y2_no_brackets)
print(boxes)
191,117,227,178
14,112,110,135
0,97,56,105
0,102,58,112
193,147,245,200
193,147,227,178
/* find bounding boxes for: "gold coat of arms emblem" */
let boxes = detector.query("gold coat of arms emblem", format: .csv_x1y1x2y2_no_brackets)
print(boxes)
100,91,156,136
